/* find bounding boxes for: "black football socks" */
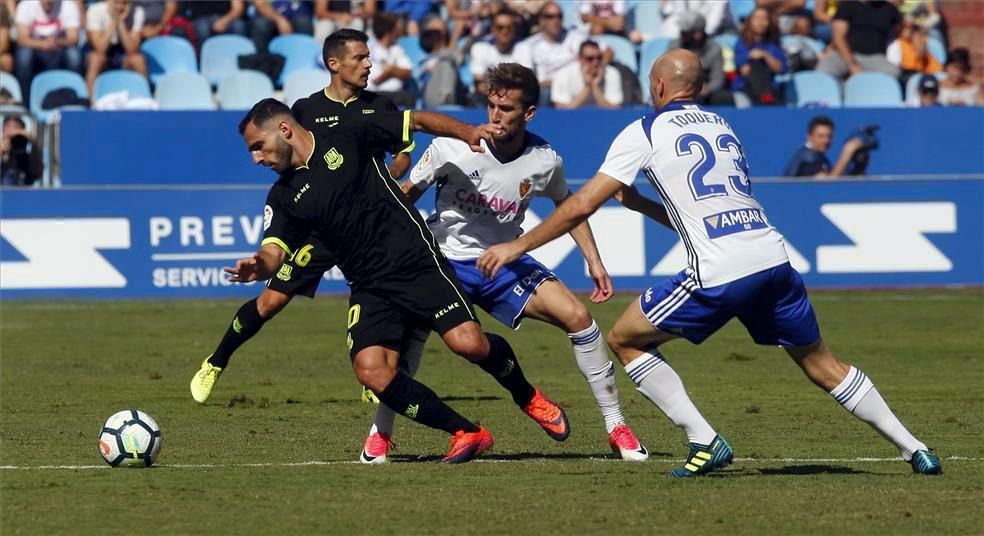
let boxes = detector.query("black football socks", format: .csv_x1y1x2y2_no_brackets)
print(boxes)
377,372,479,434
477,333,536,407
208,298,269,368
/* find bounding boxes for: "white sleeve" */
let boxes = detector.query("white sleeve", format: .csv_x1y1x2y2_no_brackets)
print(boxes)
613,1,627,15
86,4,105,32
597,120,651,185
550,67,574,105
540,154,569,202
701,0,728,35
14,2,34,26
886,40,901,66
61,0,81,29
579,2,593,15
393,45,413,69
513,40,534,70
408,139,448,189
469,44,488,77
131,6,145,33
603,66,623,106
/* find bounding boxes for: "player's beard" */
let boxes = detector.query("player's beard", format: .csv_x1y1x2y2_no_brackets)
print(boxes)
270,137,294,173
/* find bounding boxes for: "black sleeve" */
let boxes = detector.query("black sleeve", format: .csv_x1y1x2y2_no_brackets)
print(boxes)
291,98,310,130
375,94,399,112
355,110,414,155
784,147,809,177
833,2,853,22
261,184,308,254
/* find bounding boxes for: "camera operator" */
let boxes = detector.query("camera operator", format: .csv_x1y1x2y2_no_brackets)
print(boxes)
784,116,866,178
1,116,43,186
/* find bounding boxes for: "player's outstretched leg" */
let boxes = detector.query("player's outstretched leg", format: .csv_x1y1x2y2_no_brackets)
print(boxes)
190,289,291,403
360,328,427,464
443,322,570,441
608,298,732,477
523,280,647,460
356,345,492,464
786,339,942,475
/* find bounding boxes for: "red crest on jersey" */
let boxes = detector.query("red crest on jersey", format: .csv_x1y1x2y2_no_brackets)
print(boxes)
519,178,532,198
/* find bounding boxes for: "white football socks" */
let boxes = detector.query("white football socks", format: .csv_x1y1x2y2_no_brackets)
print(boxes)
568,320,624,434
368,328,427,437
829,366,927,460
624,349,717,445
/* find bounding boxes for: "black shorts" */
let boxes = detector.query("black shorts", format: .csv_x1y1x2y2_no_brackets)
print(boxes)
346,261,478,357
267,240,337,298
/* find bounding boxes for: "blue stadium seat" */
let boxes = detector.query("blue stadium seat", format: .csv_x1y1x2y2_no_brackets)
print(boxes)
927,37,946,64
458,60,474,90
713,34,739,52
730,0,757,22
200,34,256,86
218,70,275,110
639,37,673,99
29,70,88,123
269,33,321,87
843,72,902,107
93,70,151,100
789,70,841,107
155,72,215,110
628,0,663,40
284,68,332,107
140,36,197,85
596,34,638,72
782,35,826,56
0,71,23,104
559,0,581,29
397,35,426,77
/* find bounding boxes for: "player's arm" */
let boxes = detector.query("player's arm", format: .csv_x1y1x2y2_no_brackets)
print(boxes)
614,185,673,229
478,173,622,278
224,243,288,283
556,191,614,303
399,141,442,204
389,153,412,180
410,111,502,153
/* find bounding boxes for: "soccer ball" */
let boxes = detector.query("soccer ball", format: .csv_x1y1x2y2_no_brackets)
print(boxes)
98,410,162,467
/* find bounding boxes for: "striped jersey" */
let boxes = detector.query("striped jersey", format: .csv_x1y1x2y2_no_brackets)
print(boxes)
598,101,789,287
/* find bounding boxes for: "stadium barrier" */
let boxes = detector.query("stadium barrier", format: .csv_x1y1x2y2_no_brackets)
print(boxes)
60,107,984,184
1,178,981,298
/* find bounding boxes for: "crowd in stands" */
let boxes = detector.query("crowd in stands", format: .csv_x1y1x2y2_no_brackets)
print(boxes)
0,0,981,126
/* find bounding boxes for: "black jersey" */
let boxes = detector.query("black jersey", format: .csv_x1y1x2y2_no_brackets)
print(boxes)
261,111,440,288
291,89,413,157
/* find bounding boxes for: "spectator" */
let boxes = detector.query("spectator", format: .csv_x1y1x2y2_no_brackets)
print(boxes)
505,0,547,36
366,12,413,108
815,0,901,80
446,0,494,48
313,0,375,46
514,1,605,106
470,9,520,99
14,0,83,102
659,0,734,38
734,7,787,105
85,0,148,97
383,0,437,36
1,116,42,186
668,12,732,106
579,0,627,39
886,19,941,80
756,0,812,35
250,0,313,53
419,27,463,108
938,48,982,106
183,1,246,46
784,115,863,178
1,0,12,73
897,0,942,43
134,1,178,39
550,39,622,109
912,73,940,107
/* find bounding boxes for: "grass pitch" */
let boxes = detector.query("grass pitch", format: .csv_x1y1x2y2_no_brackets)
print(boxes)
1,289,982,535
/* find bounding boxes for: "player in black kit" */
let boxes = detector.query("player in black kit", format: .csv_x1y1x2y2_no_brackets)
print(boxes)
225,98,568,463
191,30,423,404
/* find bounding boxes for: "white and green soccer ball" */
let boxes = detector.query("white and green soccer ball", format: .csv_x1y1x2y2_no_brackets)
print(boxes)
98,410,162,467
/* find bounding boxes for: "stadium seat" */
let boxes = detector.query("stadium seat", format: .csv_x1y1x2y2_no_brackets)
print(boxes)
789,70,841,107
596,34,638,73
269,33,321,87
639,37,673,99
155,72,216,110
93,70,151,100
218,70,275,110
458,60,473,90
927,37,946,64
713,34,739,52
844,72,903,107
559,0,581,29
397,35,426,77
140,36,197,85
29,69,88,123
730,0,757,22
200,34,256,86
781,35,826,56
283,68,332,107
627,0,663,41
0,71,22,104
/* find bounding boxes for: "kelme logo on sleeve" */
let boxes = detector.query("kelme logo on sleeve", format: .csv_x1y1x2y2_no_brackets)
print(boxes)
324,148,344,170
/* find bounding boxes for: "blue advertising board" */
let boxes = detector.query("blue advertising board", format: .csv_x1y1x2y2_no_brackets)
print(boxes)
2,178,981,298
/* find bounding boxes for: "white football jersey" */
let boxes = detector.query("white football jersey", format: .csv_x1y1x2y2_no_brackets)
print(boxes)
599,102,789,287
409,135,569,260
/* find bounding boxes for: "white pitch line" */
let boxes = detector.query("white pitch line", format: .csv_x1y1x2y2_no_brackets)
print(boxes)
0,456,979,471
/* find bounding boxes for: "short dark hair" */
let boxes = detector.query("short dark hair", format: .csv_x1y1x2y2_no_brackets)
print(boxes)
486,63,539,108
578,40,601,57
372,13,399,40
239,98,292,135
808,115,834,134
3,115,26,129
323,29,369,66
419,29,444,54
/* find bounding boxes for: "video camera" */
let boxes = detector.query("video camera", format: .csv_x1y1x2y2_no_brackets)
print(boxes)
847,125,879,176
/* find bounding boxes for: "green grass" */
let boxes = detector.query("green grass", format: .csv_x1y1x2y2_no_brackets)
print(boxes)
1,290,983,534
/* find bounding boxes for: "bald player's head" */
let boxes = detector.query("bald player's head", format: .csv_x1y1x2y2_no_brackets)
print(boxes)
648,49,704,108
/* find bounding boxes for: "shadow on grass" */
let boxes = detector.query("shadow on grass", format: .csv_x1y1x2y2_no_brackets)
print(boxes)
388,451,653,463
755,464,869,476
